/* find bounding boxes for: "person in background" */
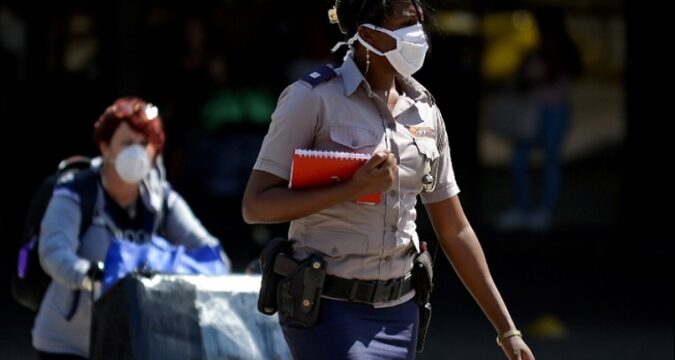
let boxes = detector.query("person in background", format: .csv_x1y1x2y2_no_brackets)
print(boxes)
497,7,582,231
33,97,230,359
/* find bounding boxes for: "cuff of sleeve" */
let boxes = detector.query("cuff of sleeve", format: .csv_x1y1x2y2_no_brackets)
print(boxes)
73,259,91,290
253,158,291,181
420,183,460,204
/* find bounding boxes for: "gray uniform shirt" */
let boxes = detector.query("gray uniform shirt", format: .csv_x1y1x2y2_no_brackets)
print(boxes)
32,165,229,357
254,57,460,306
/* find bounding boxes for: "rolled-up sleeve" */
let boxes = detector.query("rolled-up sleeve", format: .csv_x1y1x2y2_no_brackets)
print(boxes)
39,193,90,290
253,82,321,180
420,105,460,204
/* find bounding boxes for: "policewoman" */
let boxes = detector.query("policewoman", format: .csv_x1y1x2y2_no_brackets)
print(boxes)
242,1,535,359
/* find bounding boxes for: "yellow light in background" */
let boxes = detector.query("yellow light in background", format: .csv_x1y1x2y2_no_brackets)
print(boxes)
481,11,540,81
435,11,479,36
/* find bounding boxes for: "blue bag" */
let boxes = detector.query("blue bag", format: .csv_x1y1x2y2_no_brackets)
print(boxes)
102,236,230,292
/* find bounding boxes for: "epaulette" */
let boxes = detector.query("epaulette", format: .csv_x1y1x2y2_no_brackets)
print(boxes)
300,65,337,88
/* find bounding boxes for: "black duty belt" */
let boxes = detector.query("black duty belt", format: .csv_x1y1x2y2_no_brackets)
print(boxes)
273,253,413,304
323,273,413,304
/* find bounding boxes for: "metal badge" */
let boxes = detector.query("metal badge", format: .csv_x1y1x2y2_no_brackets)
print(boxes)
422,158,435,192
422,173,434,192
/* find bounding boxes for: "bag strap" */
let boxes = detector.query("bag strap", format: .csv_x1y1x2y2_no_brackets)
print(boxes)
72,169,99,237
156,184,171,236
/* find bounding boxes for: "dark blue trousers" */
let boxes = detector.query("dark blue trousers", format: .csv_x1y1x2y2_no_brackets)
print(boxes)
280,298,419,360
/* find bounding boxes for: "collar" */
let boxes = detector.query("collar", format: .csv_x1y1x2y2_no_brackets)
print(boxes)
339,56,367,96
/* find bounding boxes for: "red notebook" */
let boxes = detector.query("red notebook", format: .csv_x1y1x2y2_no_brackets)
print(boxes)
289,149,382,205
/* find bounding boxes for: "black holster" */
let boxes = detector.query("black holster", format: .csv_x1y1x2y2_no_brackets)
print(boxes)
257,238,293,315
276,253,326,327
413,249,434,353
257,238,327,328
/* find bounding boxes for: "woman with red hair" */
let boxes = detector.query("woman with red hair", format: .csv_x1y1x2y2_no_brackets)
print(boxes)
32,97,230,359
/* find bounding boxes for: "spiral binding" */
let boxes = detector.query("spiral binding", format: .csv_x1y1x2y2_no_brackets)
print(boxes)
294,149,371,160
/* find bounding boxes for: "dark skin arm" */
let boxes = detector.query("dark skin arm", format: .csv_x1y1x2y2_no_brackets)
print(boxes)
426,196,535,360
242,152,397,224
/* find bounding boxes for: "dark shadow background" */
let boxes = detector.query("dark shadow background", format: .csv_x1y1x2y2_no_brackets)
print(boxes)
0,0,670,359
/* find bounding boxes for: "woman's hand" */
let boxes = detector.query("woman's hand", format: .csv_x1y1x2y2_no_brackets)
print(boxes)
500,336,535,360
349,151,397,197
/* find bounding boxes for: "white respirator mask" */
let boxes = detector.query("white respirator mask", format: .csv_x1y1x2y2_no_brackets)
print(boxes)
113,144,151,184
354,23,429,77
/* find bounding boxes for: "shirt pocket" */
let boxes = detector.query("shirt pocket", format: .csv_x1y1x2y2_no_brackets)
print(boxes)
330,126,379,151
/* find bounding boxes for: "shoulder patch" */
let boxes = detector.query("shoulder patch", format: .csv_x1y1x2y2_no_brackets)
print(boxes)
300,65,337,88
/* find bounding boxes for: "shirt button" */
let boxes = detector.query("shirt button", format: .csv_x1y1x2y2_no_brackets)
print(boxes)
351,140,358,147
390,225,398,232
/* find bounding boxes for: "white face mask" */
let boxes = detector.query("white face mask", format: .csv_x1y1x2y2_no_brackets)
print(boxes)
113,144,151,184
356,23,429,77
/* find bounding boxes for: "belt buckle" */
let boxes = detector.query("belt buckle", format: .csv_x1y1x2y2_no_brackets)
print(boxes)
350,279,376,304
373,279,398,303
372,280,389,304
385,275,410,302
393,278,405,301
